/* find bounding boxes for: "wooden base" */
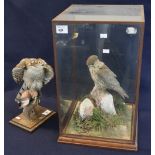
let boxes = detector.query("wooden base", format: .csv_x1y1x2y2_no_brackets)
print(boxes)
58,135,137,151
10,105,56,132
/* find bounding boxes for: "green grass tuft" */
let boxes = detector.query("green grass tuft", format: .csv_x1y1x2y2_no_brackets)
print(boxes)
73,96,129,133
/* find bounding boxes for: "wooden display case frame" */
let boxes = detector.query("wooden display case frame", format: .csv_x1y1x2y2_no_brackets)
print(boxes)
52,4,145,151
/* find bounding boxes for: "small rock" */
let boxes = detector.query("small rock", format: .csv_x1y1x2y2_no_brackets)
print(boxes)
78,98,94,120
100,93,117,115
91,87,116,115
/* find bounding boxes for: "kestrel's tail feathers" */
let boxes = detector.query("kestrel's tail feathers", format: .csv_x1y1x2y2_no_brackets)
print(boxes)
115,86,129,99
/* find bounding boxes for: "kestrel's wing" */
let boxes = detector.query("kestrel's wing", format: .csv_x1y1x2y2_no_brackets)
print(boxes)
12,67,24,83
43,64,54,85
102,65,117,78
95,61,117,78
97,66,129,99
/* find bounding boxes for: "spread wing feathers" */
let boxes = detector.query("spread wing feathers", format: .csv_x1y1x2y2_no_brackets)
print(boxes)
97,66,129,99
43,65,54,85
12,67,24,83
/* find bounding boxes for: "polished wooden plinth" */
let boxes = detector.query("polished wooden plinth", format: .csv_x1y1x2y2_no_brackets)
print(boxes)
10,105,56,132
58,134,137,151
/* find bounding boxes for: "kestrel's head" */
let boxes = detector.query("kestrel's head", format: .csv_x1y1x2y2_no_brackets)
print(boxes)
86,55,98,67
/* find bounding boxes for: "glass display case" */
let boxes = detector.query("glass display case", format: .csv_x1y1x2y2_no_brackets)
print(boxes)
52,5,145,150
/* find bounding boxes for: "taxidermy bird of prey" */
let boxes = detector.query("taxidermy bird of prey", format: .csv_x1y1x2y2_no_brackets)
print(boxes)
12,58,54,103
86,55,129,99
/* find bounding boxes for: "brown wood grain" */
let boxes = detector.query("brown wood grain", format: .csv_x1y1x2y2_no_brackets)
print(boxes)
10,106,56,132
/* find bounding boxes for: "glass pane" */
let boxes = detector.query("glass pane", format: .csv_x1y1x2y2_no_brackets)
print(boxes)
54,23,140,140
53,5,144,22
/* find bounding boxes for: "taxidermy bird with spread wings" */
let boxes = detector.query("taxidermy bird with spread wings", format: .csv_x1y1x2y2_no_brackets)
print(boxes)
12,58,54,119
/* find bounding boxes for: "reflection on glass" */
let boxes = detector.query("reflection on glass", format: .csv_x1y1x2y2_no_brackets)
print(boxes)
55,24,140,140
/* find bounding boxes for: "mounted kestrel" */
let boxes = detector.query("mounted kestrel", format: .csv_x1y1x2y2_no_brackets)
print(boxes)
12,58,54,119
86,55,129,99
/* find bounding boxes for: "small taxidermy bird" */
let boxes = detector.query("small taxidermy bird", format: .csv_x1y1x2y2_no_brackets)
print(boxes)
12,58,54,119
86,55,129,99
56,32,79,46
71,32,79,39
